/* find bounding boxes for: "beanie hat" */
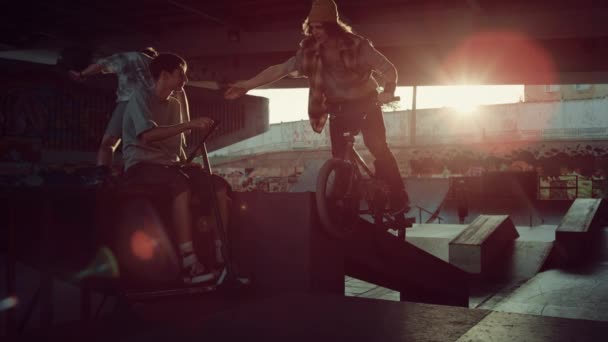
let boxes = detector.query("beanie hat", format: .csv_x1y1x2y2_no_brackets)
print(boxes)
308,0,339,23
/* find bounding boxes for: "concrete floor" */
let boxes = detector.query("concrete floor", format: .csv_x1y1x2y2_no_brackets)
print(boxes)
345,225,608,322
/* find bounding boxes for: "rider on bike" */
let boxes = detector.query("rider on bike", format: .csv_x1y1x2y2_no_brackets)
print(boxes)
224,0,410,215
121,53,229,284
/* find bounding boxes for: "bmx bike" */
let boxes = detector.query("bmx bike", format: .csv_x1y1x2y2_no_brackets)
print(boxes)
183,120,250,289
315,96,415,240
125,120,249,299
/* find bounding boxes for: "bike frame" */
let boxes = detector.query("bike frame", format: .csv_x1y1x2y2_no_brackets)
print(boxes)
341,133,374,182
338,131,387,219
333,95,401,183
316,96,412,238
335,127,412,236
184,121,237,282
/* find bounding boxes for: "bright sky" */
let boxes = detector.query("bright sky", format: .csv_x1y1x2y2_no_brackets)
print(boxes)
250,85,524,124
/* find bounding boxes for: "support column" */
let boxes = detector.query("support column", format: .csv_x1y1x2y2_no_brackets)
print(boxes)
410,85,417,145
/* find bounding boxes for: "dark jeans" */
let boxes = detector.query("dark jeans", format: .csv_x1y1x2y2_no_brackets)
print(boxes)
328,94,407,198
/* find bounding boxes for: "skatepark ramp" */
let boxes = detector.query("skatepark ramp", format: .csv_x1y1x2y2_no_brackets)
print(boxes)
230,191,469,307
344,219,469,307
405,178,451,223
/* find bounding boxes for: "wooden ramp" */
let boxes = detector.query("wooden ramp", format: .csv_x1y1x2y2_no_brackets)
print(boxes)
449,215,519,275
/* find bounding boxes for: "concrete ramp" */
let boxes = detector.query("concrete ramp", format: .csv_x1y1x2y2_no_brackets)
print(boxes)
405,178,451,223
344,219,469,307
407,223,555,282
553,198,607,265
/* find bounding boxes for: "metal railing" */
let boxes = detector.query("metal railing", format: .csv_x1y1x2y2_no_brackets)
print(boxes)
415,205,444,224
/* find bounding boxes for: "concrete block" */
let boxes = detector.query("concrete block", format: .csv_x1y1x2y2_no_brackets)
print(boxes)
554,199,606,265
449,215,519,274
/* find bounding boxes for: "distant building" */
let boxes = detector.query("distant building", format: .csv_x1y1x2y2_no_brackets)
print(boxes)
524,84,608,102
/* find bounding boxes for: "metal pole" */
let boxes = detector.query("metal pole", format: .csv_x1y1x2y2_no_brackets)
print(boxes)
6,202,16,335
410,85,417,145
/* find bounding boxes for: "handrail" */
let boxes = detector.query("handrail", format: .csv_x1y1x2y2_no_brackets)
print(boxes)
414,205,445,224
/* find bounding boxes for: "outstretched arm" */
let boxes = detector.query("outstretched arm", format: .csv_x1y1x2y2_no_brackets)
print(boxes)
224,60,292,99
68,63,106,81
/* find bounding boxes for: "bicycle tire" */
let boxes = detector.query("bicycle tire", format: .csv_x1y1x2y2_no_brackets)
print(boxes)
315,158,360,239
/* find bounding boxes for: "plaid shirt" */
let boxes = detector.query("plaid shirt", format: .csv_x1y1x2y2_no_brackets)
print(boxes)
97,52,155,102
287,33,397,133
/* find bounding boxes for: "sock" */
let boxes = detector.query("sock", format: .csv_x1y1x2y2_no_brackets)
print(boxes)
179,241,197,269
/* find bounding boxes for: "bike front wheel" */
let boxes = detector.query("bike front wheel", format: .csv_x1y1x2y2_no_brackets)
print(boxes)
315,158,361,239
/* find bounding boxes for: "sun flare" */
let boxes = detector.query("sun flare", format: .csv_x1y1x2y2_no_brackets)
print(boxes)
252,85,523,123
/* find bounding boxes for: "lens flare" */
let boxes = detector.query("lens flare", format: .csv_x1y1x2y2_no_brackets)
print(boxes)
0,296,18,312
442,31,557,85
131,230,158,260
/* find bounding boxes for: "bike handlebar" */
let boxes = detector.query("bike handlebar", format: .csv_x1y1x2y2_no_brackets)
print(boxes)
379,96,400,105
185,120,221,164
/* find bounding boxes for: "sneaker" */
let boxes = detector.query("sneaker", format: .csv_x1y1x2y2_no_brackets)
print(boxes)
182,260,216,284
215,267,251,287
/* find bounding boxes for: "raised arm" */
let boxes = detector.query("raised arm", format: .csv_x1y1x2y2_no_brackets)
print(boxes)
224,59,293,99
68,63,106,81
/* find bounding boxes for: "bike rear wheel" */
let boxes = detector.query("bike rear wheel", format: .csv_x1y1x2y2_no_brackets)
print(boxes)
315,158,361,239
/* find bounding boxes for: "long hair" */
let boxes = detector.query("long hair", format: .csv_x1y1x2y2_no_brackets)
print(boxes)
301,17,353,37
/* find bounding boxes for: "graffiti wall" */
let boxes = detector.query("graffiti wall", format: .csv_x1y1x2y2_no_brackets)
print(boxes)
538,175,607,200
215,166,305,193
212,139,608,200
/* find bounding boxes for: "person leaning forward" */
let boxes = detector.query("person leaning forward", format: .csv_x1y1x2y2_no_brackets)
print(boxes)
224,0,410,214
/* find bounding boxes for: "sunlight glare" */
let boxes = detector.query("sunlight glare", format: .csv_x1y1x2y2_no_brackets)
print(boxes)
252,85,523,123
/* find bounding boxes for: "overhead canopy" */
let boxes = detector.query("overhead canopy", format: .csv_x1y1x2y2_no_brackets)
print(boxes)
2,0,608,85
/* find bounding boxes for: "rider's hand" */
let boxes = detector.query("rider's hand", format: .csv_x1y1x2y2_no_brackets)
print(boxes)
189,117,214,130
68,70,84,82
378,92,396,104
181,161,204,170
224,82,249,100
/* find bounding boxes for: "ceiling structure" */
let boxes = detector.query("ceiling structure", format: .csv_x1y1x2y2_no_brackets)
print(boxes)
2,0,608,86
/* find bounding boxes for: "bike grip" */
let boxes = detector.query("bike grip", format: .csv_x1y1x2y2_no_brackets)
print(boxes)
209,120,221,130
380,96,400,104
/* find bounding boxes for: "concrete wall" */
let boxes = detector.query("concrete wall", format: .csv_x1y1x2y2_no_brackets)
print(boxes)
211,97,608,158
524,84,608,102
